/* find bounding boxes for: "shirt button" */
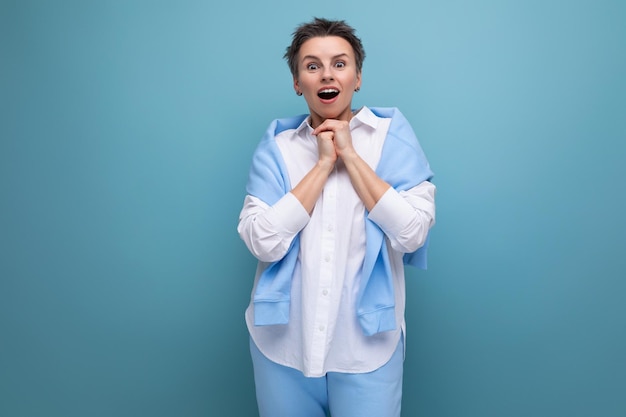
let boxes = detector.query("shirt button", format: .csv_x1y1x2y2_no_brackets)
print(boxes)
324,255,331,262
318,325,325,332
322,289,329,296
327,224,334,232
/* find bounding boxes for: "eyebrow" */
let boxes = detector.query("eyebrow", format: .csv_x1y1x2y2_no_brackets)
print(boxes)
301,53,350,63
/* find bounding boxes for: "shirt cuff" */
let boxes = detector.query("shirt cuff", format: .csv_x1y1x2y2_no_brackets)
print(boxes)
265,192,310,235
367,187,415,237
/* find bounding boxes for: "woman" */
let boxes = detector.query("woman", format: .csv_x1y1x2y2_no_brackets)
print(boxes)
238,17,436,417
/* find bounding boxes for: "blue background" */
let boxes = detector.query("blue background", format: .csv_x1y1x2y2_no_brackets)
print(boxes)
1,1,625,416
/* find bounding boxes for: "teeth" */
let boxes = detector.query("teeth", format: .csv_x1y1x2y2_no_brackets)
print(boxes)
320,89,339,93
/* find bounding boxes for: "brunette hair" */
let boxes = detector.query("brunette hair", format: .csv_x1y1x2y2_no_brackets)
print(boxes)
284,17,365,77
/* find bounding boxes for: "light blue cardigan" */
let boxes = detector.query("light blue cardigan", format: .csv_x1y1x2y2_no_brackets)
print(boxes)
246,107,433,336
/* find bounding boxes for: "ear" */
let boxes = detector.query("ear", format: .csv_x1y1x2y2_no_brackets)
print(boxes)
293,77,301,95
355,71,362,91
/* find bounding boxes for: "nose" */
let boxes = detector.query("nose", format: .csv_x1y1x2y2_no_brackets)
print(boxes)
321,66,334,82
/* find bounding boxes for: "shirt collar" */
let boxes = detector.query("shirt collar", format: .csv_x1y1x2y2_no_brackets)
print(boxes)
295,106,379,138
350,106,379,130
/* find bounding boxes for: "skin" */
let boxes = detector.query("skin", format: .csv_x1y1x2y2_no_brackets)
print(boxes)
290,36,391,213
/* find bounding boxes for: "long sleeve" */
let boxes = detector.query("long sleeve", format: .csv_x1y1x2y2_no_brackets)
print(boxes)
237,193,310,263
367,181,436,253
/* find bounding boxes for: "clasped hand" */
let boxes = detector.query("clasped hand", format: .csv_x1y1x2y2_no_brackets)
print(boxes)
313,119,356,165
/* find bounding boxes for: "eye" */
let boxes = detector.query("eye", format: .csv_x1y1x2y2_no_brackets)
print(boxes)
335,61,346,69
306,62,319,71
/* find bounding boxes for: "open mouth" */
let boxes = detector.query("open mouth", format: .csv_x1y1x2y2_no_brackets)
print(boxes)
317,88,340,100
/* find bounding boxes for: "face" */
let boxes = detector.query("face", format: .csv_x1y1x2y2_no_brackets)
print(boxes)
293,36,362,128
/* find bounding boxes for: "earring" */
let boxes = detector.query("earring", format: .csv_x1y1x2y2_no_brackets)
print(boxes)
355,87,360,92
296,91,302,96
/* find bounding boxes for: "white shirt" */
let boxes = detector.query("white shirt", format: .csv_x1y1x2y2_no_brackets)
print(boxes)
238,107,436,377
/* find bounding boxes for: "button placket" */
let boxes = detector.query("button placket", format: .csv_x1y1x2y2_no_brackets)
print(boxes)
309,167,337,374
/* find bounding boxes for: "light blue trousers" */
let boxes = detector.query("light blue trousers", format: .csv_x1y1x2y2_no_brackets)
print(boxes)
250,338,404,417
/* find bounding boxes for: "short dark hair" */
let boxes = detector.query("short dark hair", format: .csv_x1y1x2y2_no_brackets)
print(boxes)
284,17,366,77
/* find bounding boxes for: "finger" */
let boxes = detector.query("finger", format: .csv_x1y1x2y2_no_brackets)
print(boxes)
312,119,340,135
316,131,334,141
314,119,351,136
